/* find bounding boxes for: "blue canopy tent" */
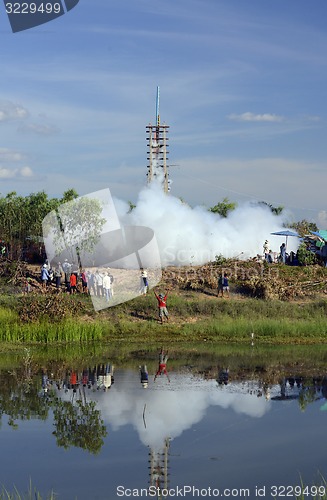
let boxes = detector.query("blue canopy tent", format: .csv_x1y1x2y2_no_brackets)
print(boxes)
270,230,299,251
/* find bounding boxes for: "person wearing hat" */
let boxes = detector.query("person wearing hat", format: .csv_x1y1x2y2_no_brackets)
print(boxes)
154,290,169,324
40,264,49,290
263,240,269,261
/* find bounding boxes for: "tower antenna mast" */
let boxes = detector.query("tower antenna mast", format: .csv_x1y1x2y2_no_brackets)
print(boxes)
146,87,170,193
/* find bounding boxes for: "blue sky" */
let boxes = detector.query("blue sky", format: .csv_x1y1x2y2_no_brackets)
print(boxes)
0,0,327,225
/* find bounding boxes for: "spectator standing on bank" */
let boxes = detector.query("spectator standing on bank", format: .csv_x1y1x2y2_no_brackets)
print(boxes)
217,274,224,297
280,243,286,264
222,273,230,298
140,268,148,295
54,263,63,291
263,240,269,261
70,273,77,294
41,264,49,290
102,272,111,302
154,290,169,324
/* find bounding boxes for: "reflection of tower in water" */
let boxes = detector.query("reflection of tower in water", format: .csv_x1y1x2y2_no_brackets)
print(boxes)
146,86,170,193
148,437,170,499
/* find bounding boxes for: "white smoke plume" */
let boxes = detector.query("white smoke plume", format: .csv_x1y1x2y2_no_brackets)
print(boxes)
116,182,298,266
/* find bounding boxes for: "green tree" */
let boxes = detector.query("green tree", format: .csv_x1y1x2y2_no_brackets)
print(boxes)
297,242,316,266
0,192,25,259
43,196,106,262
209,197,237,218
0,190,80,261
26,191,59,243
258,201,284,215
287,219,318,238
60,188,79,203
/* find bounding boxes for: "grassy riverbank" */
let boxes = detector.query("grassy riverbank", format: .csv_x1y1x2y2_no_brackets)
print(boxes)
0,289,326,345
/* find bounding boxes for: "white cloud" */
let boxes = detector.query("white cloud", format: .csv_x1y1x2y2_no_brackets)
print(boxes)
227,112,284,123
20,166,33,177
0,165,34,179
0,167,15,179
0,101,29,122
0,148,25,162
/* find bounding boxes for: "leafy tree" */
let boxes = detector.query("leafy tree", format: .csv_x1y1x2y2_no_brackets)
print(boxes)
43,196,106,263
258,201,284,215
0,192,25,259
209,197,237,218
0,190,80,261
61,188,79,203
297,242,316,266
26,191,59,243
287,219,318,238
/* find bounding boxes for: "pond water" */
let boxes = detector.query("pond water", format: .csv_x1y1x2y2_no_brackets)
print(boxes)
0,345,326,499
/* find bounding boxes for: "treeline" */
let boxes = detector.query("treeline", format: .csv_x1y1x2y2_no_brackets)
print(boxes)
0,189,78,261
0,190,319,262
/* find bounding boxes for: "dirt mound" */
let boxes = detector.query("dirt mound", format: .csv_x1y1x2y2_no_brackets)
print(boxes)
161,261,327,300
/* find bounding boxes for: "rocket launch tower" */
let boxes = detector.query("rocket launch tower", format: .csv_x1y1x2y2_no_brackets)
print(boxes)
146,87,170,193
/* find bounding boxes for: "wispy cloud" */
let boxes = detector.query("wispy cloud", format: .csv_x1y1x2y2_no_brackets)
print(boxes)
0,101,29,122
17,123,60,136
227,112,284,123
0,148,25,162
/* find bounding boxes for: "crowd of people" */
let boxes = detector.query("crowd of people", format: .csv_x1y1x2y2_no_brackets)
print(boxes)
263,240,299,265
39,260,117,300
38,261,153,302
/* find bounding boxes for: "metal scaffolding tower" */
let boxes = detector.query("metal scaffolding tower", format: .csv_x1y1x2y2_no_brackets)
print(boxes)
146,87,170,193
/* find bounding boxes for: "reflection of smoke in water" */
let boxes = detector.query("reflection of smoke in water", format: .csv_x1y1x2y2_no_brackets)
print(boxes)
116,182,298,266
90,374,270,452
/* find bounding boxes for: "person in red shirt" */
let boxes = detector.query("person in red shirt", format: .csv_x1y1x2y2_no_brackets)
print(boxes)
70,273,77,294
154,290,169,324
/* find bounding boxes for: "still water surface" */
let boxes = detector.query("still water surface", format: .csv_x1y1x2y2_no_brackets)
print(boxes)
0,347,326,499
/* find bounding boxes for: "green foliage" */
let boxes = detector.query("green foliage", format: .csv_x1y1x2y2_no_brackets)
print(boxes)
287,219,318,237
52,398,107,454
258,201,284,215
60,188,79,203
214,254,228,265
209,197,237,218
0,190,79,261
43,196,106,260
127,200,136,212
297,242,316,266
17,294,87,323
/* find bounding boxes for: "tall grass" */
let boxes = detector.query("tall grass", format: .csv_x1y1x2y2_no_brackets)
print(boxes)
0,294,327,344
0,482,56,500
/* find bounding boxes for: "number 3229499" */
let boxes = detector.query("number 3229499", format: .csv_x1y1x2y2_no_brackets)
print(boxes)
5,3,62,14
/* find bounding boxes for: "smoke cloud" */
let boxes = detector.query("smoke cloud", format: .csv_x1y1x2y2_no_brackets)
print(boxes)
117,182,297,266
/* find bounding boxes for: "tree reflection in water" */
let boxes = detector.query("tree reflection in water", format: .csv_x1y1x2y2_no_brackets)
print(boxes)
0,353,108,454
52,396,107,454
